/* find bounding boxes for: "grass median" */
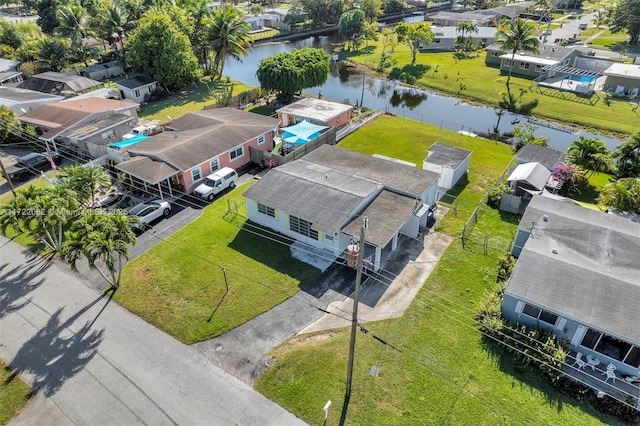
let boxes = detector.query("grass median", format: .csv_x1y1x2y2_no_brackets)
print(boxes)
0,360,32,425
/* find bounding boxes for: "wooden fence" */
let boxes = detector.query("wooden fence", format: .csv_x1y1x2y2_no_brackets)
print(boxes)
249,127,336,167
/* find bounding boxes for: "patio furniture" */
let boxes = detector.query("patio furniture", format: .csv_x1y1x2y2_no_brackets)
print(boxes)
572,352,586,370
586,354,600,371
602,363,617,383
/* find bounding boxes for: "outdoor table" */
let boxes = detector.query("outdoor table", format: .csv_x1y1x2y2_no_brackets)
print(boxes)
587,354,600,370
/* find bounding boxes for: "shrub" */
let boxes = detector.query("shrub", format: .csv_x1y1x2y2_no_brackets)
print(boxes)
487,181,512,208
497,255,516,282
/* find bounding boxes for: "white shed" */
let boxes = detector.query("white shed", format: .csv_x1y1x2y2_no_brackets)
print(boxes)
423,142,472,199
115,75,157,104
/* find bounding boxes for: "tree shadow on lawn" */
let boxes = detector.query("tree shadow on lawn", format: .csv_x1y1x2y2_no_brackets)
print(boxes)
340,46,376,59
389,64,431,81
226,220,320,287
569,177,614,205
139,80,223,117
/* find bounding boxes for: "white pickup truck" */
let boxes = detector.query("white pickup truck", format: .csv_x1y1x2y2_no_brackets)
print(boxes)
193,167,238,201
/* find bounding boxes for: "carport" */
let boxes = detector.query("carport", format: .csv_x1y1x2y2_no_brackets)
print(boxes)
534,64,602,104
116,156,178,199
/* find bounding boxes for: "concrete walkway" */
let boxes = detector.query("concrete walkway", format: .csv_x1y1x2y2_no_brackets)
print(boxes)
0,236,306,425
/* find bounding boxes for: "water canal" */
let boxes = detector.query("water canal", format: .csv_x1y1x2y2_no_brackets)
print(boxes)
225,36,624,152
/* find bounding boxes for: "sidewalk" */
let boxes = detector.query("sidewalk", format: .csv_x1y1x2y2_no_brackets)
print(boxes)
0,236,306,425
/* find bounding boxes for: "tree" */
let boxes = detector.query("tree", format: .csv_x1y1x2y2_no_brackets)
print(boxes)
35,36,71,72
301,0,348,28
612,131,640,178
511,123,549,151
597,178,640,213
55,164,112,208
56,5,92,64
339,9,365,51
591,9,607,29
187,0,214,70
206,6,252,79
0,186,80,252
96,3,130,64
358,0,382,23
395,22,434,64
36,0,60,35
126,11,200,89
60,210,138,289
566,137,610,174
378,27,397,71
455,21,479,52
257,48,330,104
494,18,539,95
383,0,405,14
249,3,265,15
609,0,640,45
0,106,28,145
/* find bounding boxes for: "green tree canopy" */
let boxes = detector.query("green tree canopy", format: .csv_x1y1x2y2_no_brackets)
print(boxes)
300,0,348,29
339,9,365,50
55,164,112,207
566,136,610,174
511,123,549,151
36,0,60,35
494,18,539,93
610,0,640,45
612,131,640,178
597,178,640,213
125,11,200,89
206,6,252,79
256,47,330,104
358,0,382,22
395,22,434,64
383,0,405,14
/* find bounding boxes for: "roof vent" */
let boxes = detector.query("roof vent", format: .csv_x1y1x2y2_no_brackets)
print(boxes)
543,215,549,222
551,248,558,254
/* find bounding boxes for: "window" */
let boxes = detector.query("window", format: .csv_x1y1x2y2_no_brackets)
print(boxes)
257,135,265,145
257,203,275,217
230,147,243,160
624,346,640,368
289,215,318,240
503,59,512,67
210,158,219,173
324,234,334,242
535,65,542,72
519,62,530,70
596,335,631,361
491,52,499,57
191,167,201,182
134,89,140,98
522,303,558,325
581,328,602,349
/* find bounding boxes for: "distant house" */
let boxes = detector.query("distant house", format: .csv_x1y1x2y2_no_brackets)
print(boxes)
602,63,640,97
516,144,565,172
277,97,353,129
420,26,497,51
503,195,640,377
242,15,265,30
243,145,440,272
0,58,23,87
81,61,124,81
115,75,157,104
115,108,279,197
0,58,21,73
18,71,103,97
485,44,593,78
422,142,471,199
0,87,63,116
430,11,498,27
18,97,139,152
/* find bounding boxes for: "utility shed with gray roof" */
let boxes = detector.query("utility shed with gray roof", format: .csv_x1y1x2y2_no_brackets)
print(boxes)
503,195,640,376
422,142,472,195
244,145,440,272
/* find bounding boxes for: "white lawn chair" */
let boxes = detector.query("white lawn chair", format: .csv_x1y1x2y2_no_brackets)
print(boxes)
602,363,617,383
572,352,586,370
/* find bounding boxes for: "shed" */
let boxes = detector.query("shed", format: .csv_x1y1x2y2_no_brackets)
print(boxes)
115,75,157,103
81,61,124,81
422,142,472,199
277,97,353,129
506,162,551,196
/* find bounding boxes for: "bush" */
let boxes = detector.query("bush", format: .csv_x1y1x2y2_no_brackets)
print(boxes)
487,181,512,208
497,255,516,282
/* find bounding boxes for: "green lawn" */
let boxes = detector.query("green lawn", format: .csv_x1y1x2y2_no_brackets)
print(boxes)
0,361,32,425
345,44,640,137
139,79,253,122
254,116,623,425
570,171,615,208
115,182,320,344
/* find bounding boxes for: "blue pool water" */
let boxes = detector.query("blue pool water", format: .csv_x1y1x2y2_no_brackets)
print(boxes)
109,134,149,149
564,75,598,84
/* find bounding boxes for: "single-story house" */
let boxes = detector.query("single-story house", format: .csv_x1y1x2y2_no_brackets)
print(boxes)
57,113,136,158
503,195,640,377
602,63,640,97
18,71,103,97
263,9,291,31
420,26,497,51
429,11,499,27
115,75,157,104
485,44,592,78
277,97,353,129
243,144,440,272
422,142,471,199
506,161,551,196
0,87,63,116
516,144,565,172
0,71,24,86
81,61,124,81
18,97,139,151
115,108,279,196
242,15,265,30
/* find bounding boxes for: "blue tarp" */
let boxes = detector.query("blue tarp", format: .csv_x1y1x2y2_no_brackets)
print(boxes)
281,120,329,144
109,134,150,149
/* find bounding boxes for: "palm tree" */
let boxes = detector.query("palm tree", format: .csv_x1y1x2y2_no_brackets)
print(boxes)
494,18,539,95
597,178,640,213
206,6,252,79
60,210,138,289
612,131,640,178
566,136,611,175
185,0,213,71
96,3,130,63
56,164,112,207
56,4,93,64
591,9,607,28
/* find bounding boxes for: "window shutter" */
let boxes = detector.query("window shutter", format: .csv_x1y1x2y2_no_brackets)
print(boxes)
515,301,524,314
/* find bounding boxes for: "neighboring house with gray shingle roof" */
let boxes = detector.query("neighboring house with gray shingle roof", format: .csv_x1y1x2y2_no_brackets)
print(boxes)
116,108,279,196
243,145,439,271
516,144,565,172
503,195,640,377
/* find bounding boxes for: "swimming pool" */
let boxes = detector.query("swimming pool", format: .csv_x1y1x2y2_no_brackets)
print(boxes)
564,75,598,84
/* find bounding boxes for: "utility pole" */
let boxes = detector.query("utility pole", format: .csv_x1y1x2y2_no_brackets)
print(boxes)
339,217,368,426
0,160,17,198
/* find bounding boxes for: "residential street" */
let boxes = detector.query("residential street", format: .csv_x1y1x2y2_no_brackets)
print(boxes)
0,236,307,426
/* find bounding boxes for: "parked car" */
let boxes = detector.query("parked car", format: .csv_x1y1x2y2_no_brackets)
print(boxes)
1,152,61,181
193,167,238,201
541,29,552,36
578,22,588,30
128,199,171,229
567,12,578,19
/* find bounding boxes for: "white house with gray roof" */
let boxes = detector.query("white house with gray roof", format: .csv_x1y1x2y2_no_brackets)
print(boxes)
243,145,439,272
503,196,640,377
422,142,471,199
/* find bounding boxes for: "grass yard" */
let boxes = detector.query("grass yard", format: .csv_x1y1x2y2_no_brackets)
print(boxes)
115,182,320,344
254,116,622,425
345,44,640,137
139,79,253,122
569,171,615,209
0,361,32,425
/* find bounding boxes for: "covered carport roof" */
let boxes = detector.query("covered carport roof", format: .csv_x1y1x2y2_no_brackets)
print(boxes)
539,64,601,78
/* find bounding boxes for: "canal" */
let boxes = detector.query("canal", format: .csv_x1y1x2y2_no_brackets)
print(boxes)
225,36,623,152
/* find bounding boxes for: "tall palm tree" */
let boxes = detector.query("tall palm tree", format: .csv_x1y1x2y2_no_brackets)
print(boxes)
96,3,130,63
206,6,252,79
56,4,92,64
612,131,640,178
591,9,607,29
494,18,539,95
185,0,212,70
56,164,112,208
60,210,137,289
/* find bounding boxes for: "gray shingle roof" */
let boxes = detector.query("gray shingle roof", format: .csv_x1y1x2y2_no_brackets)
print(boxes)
425,142,471,168
116,156,179,184
19,72,102,94
116,75,156,89
517,144,565,172
303,145,439,197
506,196,640,345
